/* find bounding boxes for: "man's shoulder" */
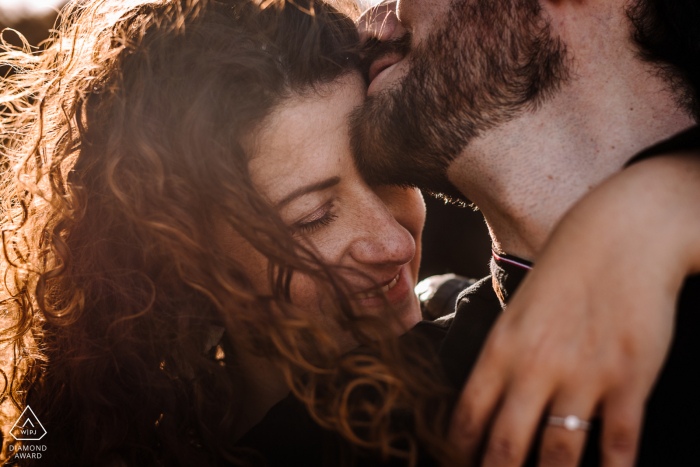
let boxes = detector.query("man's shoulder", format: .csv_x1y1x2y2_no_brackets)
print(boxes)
411,274,498,330
416,273,477,320
427,275,503,388
455,274,499,308
410,275,494,337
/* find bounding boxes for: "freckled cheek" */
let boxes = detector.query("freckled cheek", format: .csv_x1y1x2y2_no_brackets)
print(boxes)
402,192,425,288
286,237,350,317
288,274,323,311
411,203,427,241
287,237,347,310
287,273,346,334
410,231,422,287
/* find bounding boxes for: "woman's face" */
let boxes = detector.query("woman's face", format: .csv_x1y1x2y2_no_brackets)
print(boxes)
232,73,425,339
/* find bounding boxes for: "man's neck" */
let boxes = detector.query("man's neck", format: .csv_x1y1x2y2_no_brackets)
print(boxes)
447,58,695,261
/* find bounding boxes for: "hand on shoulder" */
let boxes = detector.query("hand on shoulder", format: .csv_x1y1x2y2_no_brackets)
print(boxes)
447,150,700,467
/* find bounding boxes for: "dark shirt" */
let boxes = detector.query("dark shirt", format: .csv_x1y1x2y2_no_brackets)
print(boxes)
238,127,700,466
450,255,700,467
416,273,475,321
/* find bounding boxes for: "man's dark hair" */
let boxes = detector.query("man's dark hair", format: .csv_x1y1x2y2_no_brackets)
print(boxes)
628,0,700,120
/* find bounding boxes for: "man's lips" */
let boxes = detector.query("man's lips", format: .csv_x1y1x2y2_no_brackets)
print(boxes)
353,271,401,300
361,33,412,96
368,53,403,85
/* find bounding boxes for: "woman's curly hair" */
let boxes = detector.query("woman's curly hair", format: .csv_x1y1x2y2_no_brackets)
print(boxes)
0,0,454,465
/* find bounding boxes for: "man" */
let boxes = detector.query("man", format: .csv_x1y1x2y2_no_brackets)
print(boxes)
353,1,700,466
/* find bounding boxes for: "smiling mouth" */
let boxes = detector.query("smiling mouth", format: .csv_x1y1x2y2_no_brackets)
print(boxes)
354,272,401,300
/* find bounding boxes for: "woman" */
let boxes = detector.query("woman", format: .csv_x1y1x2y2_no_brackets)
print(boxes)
0,0,448,465
0,0,699,466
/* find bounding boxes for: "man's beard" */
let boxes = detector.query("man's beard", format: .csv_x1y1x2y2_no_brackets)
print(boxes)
350,0,569,203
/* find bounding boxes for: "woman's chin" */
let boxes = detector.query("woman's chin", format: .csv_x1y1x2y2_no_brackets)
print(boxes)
393,303,421,334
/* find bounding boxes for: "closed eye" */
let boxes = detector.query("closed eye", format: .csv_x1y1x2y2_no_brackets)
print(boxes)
294,203,338,234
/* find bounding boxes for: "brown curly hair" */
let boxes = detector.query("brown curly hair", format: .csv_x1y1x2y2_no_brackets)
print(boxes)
0,0,453,465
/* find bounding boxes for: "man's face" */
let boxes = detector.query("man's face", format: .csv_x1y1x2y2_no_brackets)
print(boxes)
351,0,569,202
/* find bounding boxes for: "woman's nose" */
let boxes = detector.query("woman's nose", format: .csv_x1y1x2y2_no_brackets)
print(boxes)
348,199,415,269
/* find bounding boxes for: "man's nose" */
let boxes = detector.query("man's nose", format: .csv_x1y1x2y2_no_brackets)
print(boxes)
357,1,400,43
348,200,415,269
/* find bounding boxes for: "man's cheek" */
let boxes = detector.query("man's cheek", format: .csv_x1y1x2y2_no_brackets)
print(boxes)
397,0,448,40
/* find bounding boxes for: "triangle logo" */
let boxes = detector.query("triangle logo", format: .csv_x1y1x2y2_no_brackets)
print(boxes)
10,406,47,441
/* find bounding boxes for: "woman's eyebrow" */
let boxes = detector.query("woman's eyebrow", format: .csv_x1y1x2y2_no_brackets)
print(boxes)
276,176,341,208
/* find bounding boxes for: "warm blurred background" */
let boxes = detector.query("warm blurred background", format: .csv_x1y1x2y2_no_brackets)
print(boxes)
0,0,492,281
0,1,66,47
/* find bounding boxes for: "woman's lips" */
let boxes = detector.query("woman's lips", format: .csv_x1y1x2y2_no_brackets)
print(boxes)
354,272,401,299
352,265,412,308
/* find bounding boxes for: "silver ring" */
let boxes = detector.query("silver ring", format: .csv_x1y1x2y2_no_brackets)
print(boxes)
547,415,590,432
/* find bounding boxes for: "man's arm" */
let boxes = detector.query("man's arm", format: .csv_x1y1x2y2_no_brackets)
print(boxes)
448,152,700,467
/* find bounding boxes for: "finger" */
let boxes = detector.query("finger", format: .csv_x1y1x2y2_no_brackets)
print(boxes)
481,380,552,467
447,353,508,466
356,1,398,43
538,388,598,467
600,391,644,467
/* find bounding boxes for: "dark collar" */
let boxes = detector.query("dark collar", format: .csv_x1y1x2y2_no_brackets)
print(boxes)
490,251,533,307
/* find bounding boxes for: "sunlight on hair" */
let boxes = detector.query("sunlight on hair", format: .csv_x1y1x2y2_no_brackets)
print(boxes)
357,0,384,12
